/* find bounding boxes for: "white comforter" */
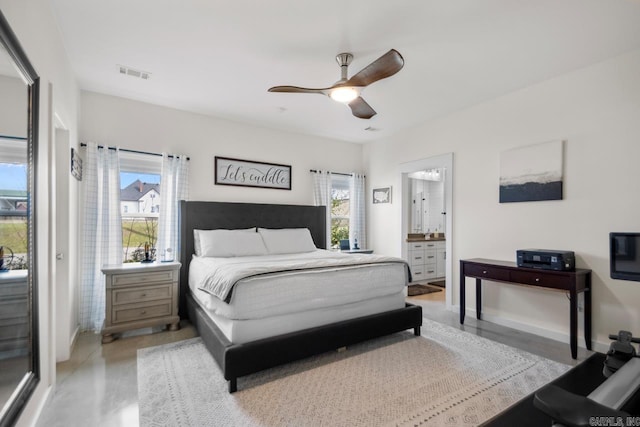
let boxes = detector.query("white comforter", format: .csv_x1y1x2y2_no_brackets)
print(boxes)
194,249,410,302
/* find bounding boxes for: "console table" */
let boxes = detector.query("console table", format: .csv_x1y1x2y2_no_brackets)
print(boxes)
459,258,592,359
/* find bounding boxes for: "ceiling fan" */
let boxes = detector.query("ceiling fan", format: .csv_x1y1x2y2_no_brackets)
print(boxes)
268,49,404,119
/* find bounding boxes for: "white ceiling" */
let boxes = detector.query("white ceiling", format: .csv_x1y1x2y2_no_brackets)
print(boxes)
50,0,640,143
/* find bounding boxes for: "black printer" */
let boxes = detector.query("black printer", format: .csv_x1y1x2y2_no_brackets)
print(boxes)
516,249,575,271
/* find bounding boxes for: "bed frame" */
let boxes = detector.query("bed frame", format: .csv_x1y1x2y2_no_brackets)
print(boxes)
179,200,423,393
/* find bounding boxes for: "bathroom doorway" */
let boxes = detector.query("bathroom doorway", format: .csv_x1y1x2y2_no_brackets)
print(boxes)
400,153,453,310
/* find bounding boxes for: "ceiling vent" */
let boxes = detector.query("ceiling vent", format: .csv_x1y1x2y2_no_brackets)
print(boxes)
118,65,151,80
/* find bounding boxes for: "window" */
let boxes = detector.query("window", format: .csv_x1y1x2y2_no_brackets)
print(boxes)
330,175,350,248
0,139,28,270
119,152,162,262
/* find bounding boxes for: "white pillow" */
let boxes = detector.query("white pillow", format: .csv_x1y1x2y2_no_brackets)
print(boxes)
258,228,317,254
194,228,265,257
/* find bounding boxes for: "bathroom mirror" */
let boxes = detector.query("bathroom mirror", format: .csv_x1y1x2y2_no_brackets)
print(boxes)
0,10,40,427
408,168,446,235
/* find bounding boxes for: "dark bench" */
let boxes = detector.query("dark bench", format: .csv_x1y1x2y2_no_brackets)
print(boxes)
481,353,640,426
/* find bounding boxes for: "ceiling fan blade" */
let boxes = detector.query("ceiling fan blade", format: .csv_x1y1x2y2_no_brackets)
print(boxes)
268,85,326,95
348,97,377,119
346,49,404,87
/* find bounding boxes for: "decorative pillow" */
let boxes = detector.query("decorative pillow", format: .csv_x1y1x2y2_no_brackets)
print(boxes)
194,228,265,257
258,228,317,254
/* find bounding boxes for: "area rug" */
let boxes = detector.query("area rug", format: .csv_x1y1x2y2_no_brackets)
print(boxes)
138,319,570,426
407,284,442,296
428,279,446,288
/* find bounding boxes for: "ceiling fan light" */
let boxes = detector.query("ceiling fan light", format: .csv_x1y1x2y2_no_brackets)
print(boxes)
329,86,358,103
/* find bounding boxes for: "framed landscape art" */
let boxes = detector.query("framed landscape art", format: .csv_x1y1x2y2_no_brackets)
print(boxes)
499,140,563,203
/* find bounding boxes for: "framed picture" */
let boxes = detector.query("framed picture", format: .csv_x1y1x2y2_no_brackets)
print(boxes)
373,186,392,204
71,147,82,181
499,140,563,203
214,156,291,190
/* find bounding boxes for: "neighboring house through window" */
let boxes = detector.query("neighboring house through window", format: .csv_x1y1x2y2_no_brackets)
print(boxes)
119,151,162,262
0,138,28,270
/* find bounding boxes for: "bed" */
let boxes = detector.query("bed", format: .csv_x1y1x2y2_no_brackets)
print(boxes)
179,200,423,393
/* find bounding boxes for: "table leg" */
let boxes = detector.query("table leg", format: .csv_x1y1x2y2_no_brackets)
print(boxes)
476,278,482,320
460,265,466,324
570,289,578,359
584,274,592,350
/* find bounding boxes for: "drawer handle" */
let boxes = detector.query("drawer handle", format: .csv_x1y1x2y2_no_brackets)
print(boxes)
535,278,540,282
428,270,435,273
427,256,434,259
415,257,422,260
141,310,147,315
482,270,487,274
141,293,147,297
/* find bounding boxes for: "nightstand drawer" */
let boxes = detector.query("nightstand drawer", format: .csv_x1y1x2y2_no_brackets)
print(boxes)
0,300,28,319
112,300,173,324
109,270,176,287
0,319,28,340
112,284,172,305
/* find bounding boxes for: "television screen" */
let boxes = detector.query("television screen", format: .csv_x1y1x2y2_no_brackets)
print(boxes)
610,232,640,281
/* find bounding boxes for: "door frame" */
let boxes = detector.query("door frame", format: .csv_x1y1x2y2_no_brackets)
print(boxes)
400,153,454,310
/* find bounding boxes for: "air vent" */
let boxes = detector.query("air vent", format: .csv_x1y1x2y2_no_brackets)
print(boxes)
118,65,151,80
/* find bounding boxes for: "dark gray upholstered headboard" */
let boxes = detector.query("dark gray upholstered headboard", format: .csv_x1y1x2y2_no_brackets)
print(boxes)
178,200,326,317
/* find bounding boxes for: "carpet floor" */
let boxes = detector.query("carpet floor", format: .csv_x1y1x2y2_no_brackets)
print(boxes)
138,319,570,426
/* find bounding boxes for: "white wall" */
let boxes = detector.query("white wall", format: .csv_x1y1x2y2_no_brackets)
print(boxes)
0,0,80,425
365,48,640,351
0,75,27,137
80,91,364,206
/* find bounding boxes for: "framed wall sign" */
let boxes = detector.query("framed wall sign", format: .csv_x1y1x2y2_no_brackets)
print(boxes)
71,147,82,181
214,156,291,190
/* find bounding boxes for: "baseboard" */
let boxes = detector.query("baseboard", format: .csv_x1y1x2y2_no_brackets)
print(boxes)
16,383,52,427
69,325,80,353
450,306,609,354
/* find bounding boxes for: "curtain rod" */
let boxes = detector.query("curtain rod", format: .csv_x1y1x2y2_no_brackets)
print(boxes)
309,169,365,178
80,142,190,161
0,134,27,141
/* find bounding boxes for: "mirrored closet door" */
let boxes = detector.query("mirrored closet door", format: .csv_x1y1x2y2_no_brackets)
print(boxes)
0,9,40,427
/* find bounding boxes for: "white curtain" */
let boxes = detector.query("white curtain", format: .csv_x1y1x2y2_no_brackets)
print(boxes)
79,142,122,332
311,170,332,248
157,154,189,261
349,173,366,250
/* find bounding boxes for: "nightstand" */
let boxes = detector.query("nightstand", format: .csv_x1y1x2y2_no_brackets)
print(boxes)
101,261,181,343
0,270,28,354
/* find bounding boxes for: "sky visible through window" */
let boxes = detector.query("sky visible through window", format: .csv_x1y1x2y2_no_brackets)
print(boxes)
120,171,160,188
0,167,160,191
0,164,27,191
